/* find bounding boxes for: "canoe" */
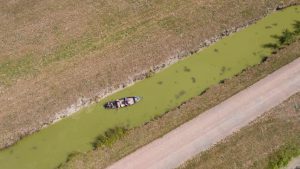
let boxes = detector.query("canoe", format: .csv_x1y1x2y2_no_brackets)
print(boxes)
104,96,142,109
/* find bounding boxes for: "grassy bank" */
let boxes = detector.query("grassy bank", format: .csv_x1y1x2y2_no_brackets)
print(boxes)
59,36,300,169
266,144,300,169
179,92,300,169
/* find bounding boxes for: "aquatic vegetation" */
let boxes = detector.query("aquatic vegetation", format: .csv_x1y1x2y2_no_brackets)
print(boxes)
92,126,127,149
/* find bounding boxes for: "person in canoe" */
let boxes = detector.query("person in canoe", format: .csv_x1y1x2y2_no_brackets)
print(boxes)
104,96,142,109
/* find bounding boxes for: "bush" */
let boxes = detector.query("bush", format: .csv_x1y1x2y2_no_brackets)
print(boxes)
261,56,269,63
219,79,225,84
263,22,300,52
279,29,295,46
66,151,81,162
145,69,155,78
293,21,300,35
266,144,300,169
92,126,127,149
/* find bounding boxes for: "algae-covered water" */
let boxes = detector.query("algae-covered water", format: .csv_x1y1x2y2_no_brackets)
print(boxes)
0,6,299,169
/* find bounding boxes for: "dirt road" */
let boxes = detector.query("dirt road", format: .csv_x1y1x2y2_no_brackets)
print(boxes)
107,58,300,169
285,156,300,169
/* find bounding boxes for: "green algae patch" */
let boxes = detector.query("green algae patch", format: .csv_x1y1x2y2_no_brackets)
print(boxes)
0,6,299,169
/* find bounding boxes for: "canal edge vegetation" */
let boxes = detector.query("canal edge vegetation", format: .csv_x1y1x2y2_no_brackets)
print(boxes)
58,29,300,169
91,126,128,149
266,144,300,169
56,126,128,169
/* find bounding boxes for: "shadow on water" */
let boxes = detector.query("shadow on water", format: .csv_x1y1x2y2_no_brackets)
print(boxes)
262,43,279,50
175,90,186,99
191,77,196,83
262,20,300,50
219,66,231,76
260,55,268,62
219,66,226,76
265,25,272,29
157,81,163,85
183,66,191,72
294,20,300,34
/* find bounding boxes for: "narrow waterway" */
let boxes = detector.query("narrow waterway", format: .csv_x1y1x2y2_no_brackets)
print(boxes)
0,6,299,169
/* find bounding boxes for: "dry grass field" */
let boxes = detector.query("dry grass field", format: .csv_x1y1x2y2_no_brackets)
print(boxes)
179,93,300,169
58,39,300,169
0,0,298,149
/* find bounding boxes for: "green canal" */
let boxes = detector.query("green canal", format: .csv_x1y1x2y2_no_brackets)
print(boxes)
0,6,299,169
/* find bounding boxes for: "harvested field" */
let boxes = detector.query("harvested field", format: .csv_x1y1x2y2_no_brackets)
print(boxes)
178,93,300,169
0,0,299,150
58,40,300,169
